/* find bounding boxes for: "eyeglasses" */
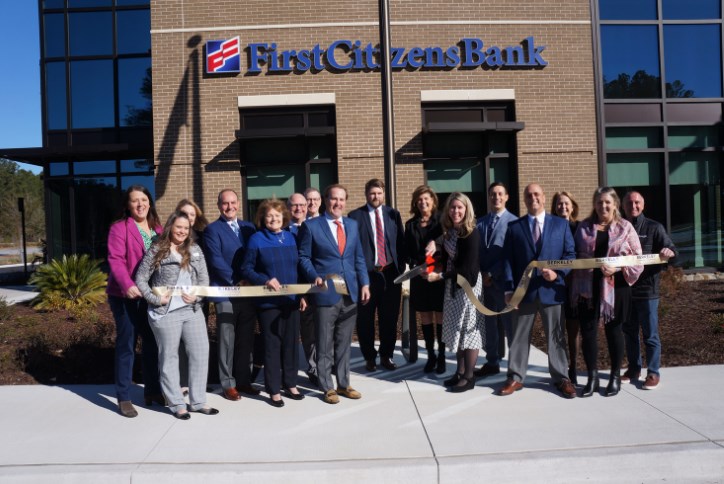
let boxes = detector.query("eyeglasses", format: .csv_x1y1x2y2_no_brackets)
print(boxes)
290,203,306,208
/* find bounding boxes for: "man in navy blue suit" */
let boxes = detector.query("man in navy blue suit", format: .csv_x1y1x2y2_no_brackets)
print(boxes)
474,182,518,378
349,179,406,372
497,183,577,399
298,184,370,404
204,189,258,401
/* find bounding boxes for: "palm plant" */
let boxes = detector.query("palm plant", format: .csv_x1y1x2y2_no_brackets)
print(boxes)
29,254,107,310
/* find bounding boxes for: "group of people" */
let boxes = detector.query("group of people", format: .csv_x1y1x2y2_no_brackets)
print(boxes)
107,178,676,419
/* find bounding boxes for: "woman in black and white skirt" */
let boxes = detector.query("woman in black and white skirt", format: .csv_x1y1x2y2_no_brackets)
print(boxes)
423,192,485,393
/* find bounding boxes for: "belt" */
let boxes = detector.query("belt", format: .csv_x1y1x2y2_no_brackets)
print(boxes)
373,264,393,272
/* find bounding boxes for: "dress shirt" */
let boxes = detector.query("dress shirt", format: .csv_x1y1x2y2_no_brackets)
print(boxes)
366,204,385,266
528,212,545,241
325,213,344,245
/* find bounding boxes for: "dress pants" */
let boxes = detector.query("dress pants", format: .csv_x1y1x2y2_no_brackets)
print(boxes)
215,298,256,390
483,286,512,366
299,302,317,377
150,305,209,413
110,295,160,401
356,267,401,361
259,305,300,395
623,298,661,375
507,298,568,384
315,296,357,391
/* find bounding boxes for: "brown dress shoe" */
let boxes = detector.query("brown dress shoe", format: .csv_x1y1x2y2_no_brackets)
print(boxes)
497,378,523,396
621,369,640,382
236,384,261,396
380,357,397,371
556,379,576,399
642,373,660,390
337,386,362,399
222,387,242,401
323,390,339,404
119,400,138,418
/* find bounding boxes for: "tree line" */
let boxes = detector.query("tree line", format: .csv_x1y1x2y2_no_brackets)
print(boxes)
0,158,45,245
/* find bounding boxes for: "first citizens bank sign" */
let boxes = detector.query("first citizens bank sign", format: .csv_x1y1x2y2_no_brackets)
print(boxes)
206,37,547,74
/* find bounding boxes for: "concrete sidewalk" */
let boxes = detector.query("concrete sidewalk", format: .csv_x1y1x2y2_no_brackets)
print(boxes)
1,344,722,484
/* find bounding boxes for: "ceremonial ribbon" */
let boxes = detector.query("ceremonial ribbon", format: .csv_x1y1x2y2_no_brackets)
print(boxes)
153,274,348,298
397,254,668,316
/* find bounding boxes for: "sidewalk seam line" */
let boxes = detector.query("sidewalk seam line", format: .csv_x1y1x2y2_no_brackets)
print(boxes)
404,379,440,484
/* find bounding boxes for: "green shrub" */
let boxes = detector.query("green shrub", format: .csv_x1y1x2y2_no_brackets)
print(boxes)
29,254,107,310
0,296,13,322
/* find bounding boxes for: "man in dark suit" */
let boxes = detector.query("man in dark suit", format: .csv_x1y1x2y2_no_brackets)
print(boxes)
203,189,258,401
474,182,518,378
497,183,577,399
298,184,370,404
348,178,406,371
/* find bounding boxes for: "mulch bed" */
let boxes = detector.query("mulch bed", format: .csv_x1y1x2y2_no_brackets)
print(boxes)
1,272,722,385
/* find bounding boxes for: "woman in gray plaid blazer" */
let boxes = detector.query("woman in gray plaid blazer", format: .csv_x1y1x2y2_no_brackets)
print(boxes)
136,211,218,420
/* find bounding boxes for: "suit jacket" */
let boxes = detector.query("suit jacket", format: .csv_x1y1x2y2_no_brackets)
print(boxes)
106,218,162,298
503,213,575,305
203,216,256,301
476,209,517,291
297,215,370,306
348,204,406,274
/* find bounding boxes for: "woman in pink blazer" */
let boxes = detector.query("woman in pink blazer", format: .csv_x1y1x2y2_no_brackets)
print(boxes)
107,185,163,418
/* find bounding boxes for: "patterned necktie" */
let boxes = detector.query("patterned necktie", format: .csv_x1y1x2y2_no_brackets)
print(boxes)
334,220,346,255
231,221,240,237
375,209,387,266
487,215,498,245
532,219,542,250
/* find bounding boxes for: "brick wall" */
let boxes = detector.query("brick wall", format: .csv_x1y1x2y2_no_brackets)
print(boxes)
150,0,599,221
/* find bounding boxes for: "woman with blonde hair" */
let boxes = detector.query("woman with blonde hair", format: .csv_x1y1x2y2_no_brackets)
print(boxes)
423,192,484,392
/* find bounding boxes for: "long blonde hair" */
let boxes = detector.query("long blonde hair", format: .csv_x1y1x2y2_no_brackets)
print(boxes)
441,192,476,237
152,211,193,270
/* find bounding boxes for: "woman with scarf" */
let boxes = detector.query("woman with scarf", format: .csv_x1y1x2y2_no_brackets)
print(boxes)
571,187,642,397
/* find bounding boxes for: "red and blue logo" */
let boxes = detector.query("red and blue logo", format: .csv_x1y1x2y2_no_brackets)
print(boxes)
206,37,241,74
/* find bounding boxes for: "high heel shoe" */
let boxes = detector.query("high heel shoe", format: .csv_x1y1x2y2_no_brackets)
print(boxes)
606,373,621,397
424,351,436,373
145,394,166,406
450,376,476,393
581,370,599,397
443,373,463,387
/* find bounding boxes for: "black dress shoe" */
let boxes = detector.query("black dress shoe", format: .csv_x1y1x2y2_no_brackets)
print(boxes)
473,364,500,378
174,411,191,420
194,407,219,415
443,373,463,387
145,394,166,406
236,384,261,396
269,398,285,408
606,375,621,397
450,376,476,393
284,389,305,400
380,357,397,371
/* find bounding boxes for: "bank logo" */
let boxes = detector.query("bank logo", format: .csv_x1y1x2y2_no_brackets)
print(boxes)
206,37,241,74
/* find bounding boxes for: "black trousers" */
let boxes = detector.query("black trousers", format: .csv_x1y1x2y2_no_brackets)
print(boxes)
356,266,401,361
258,305,300,395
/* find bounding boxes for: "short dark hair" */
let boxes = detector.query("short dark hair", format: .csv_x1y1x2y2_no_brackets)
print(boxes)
324,183,348,200
488,181,508,195
364,178,385,194
120,185,160,229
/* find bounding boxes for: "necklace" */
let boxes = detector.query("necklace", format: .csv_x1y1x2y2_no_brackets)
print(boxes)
273,230,285,243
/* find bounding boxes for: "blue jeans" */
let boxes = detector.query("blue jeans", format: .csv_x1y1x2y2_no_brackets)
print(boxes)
623,298,661,376
109,295,161,401
484,287,512,366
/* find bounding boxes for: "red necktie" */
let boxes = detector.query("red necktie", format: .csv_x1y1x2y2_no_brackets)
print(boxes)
334,220,346,255
375,209,387,266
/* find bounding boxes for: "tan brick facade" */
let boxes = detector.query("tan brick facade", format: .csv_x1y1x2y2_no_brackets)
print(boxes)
150,0,599,221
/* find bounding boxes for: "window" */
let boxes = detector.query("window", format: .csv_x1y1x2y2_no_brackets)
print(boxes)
599,0,656,20
663,25,722,98
74,160,115,174
601,25,661,98
119,58,152,126
44,14,65,58
45,61,67,130
70,60,114,128
662,0,720,19
117,9,151,55
69,12,113,57
605,127,663,149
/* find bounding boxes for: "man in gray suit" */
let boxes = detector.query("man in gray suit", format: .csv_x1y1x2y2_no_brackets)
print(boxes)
474,182,518,378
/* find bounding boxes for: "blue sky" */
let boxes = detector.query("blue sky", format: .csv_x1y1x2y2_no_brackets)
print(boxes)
0,2,42,174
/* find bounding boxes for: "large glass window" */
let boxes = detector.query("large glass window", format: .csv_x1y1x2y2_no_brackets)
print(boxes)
117,10,151,55
119,58,152,126
662,0,720,20
70,60,114,128
607,153,666,224
664,25,722,98
601,25,661,98
74,177,118,259
44,14,65,58
599,0,657,20
47,180,73,257
68,0,112,7
69,12,113,57
74,160,116,174
45,61,67,130
605,127,663,149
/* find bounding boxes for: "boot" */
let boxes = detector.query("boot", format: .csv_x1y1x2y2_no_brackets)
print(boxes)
606,371,621,397
436,343,446,374
422,324,436,373
581,370,599,397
